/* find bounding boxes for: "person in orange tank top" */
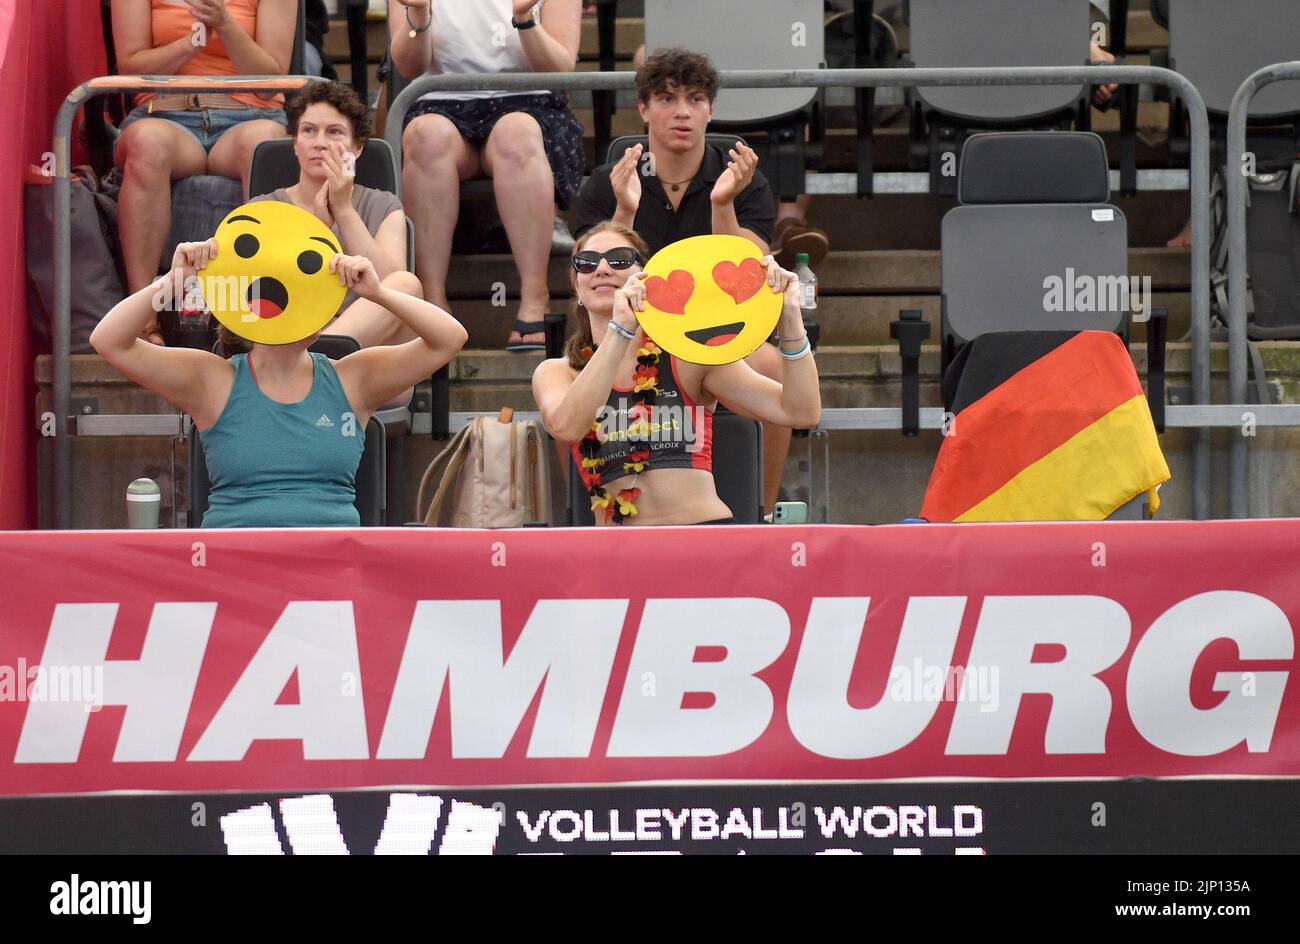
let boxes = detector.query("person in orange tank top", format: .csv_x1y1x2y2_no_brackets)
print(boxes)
112,0,297,345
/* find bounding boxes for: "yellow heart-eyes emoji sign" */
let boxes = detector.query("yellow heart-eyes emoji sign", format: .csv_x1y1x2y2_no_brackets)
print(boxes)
637,234,783,365
201,201,346,345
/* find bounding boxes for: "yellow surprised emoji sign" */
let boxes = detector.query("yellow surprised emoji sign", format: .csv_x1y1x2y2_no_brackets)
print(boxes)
202,201,346,345
637,234,783,366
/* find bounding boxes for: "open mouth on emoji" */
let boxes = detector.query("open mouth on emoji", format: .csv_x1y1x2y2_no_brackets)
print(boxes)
247,277,289,319
686,321,745,347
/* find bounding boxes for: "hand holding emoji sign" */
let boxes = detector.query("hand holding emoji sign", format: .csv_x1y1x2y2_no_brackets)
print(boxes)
636,234,784,365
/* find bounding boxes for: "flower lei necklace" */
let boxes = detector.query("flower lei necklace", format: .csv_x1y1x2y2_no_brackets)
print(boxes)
577,336,662,524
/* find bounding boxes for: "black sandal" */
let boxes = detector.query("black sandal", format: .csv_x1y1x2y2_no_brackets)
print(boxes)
505,318,546,352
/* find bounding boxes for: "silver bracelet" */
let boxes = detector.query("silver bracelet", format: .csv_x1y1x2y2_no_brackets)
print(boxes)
778,337,813,360
607,320,637,342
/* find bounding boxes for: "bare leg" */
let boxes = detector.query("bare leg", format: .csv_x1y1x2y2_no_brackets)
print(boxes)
1166,217,1193,248
114,118,207,341
401,114,481,310
207,118,289,198
483,111,554,348
744,342,793,515
330,271,423,348
777,194,812,223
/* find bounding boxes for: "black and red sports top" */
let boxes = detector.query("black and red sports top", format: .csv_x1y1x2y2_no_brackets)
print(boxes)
569,354,714,484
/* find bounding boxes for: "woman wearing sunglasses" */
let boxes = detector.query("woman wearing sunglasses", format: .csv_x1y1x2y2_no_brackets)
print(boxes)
532,220,821,525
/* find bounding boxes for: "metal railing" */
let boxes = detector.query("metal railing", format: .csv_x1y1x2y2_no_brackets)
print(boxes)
48,75,320,529
386,65,1216,519
1226,61,1300,518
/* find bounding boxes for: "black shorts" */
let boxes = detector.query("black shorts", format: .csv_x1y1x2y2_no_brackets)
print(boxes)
694,516,736,525
403,92,585,209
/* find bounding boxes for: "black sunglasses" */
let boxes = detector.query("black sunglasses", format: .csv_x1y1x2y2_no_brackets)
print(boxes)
571,248,641,273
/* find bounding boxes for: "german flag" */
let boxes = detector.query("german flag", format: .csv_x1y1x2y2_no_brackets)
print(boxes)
920,330,1170,522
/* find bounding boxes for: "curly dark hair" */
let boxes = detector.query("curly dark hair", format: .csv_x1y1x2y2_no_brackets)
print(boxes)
635,48,720,104
285,81,372,144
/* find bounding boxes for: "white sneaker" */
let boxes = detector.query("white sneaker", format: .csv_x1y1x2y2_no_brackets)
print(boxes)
551,217,575,255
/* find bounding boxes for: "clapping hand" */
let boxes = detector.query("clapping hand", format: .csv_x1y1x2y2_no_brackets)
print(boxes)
611,272,647,342
710,142,758,206
184,0,232,30
610,143,644,217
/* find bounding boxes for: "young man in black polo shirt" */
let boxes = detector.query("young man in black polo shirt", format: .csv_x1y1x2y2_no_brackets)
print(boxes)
570,48,793,517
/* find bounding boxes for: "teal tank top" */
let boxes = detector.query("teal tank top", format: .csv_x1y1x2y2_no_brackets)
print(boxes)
201,353,365,528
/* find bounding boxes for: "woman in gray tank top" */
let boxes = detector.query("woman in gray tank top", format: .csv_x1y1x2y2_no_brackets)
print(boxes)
249,81,417,350
91,240,469,528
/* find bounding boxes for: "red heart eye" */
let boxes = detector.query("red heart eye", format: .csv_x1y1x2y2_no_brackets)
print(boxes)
645,269,694,314
712,257,766,305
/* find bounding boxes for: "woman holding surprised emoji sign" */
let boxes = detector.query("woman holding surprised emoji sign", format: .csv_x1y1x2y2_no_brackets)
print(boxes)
91,227,468,528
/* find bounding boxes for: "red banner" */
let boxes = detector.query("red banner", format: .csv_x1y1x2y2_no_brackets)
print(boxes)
1,522,1297,796
0,0,108,528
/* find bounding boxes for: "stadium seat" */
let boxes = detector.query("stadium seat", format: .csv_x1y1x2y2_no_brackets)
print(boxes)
605,133,748,167
187,412,387,527
1162,0,1300,122
1157,0,1300,339
566,407,764,525
904,0,1095,194
247,137,414,271
926,131,1165,518
251,136,398,199
643,0,825,201
939,132,1139,358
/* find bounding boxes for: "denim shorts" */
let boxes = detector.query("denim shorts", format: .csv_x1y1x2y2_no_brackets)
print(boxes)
119,104,287,153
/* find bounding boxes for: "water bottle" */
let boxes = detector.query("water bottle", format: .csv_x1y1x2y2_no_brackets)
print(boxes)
793,252,818,317
792,252,820,352
126,478,161,528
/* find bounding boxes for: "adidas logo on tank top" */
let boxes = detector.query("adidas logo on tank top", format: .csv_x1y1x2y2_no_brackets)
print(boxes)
315,415,334,429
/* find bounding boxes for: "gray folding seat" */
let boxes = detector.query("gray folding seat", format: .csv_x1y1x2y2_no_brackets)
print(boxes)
905,0,1099,194
644,0,826,200
1156,0,1300,338
893,132,1166,429
905,130,1166,520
